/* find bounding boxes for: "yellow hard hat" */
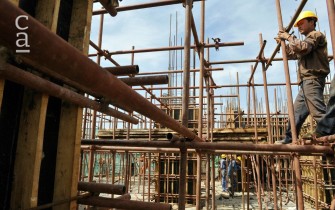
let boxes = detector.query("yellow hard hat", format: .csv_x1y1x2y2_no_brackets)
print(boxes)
221,154,226,158
237,156,242,161
294,11,318,27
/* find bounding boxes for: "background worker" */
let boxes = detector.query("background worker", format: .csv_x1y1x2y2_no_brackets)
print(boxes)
275,11,330,144
220,154,228,192
228,156,240,195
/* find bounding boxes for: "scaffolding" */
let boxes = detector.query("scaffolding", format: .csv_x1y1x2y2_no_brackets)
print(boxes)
0,0,335,210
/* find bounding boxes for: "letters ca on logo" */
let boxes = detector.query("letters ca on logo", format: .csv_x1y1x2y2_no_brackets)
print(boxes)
15,15,30,53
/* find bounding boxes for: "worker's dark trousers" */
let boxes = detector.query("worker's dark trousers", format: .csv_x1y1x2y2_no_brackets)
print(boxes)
284,78,326,141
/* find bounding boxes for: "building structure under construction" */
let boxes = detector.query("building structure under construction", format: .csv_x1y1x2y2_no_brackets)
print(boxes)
1,0,335,210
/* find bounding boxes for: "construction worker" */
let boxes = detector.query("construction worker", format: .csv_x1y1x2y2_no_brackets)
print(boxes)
220,154,228,192
275,11,330,144
227,156,240,195
236,156,242,164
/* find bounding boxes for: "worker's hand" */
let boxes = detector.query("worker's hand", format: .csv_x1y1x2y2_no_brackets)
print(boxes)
277,30,291,40
274,37,281,44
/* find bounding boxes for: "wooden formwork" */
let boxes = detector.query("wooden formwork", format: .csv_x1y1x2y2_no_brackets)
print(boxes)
301,155,335,208
0,1,92,209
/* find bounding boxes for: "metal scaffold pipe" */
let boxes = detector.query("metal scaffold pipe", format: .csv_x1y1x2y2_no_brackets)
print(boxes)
81,145,322,156
119,75,169,86
106,42,244,55
275,0,305,209
81,139,334,155
93,0,202,15
98,0,118,17
0,1,201,142
104,65,139,76
136,67,223,75
78,182,126,195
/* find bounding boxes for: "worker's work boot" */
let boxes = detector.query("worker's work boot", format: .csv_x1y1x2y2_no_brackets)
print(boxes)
274,139,292,144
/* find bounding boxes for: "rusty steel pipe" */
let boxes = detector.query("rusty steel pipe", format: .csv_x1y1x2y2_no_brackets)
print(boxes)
80,145,327,156
77,196,172,210
107,42,244,55
0,2,201,142
98,0,118,17
247,40,267,85
179,1,193,208
104,65,139,76
115,193,131,200
81,139,334,155
259,34,273,145
196,4,205,207
166,133,184,142
93,0,202,15
133,82,302,90
275,0,304,209
78,182,126,195
190,11,200,49
119,75,169,86
0,63,138,124
136,67,223,75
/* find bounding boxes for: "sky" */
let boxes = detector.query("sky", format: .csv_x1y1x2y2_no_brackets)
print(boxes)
89,0,334,120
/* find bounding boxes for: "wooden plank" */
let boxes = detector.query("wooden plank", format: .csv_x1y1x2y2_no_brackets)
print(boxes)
9,0,19,5
10,1,60,209
53,1,93,210
54,102,83,210
10,92,48,209
35,0,61,32
68,0,93,55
